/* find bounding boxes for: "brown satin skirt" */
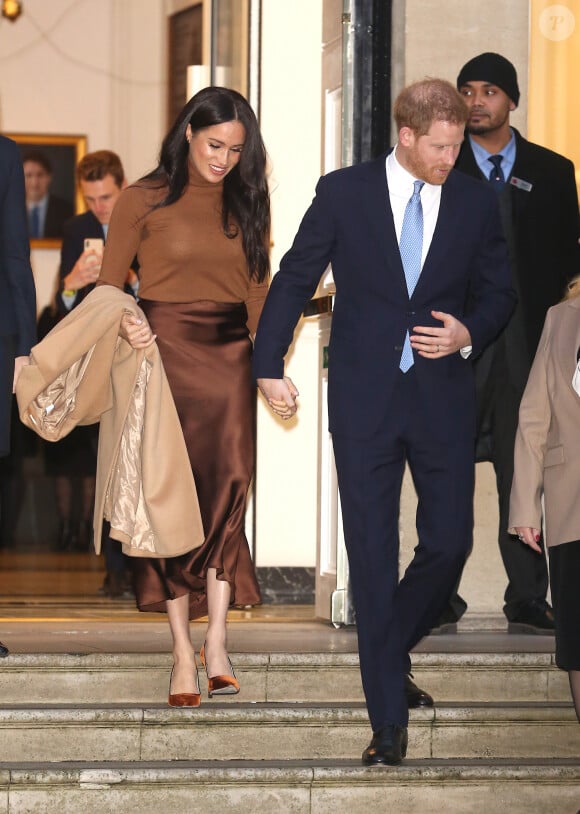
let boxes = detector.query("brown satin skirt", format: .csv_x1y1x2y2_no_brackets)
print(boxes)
131,299,261,619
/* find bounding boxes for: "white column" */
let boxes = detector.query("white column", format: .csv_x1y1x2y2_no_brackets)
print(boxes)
255,0,324,569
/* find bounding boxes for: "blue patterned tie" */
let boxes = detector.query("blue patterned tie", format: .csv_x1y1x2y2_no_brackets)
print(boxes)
488,154,505,189
399,180,424,372
30,206,40,239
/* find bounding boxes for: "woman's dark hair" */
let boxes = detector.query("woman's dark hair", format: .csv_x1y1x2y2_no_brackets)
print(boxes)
142,86,270,283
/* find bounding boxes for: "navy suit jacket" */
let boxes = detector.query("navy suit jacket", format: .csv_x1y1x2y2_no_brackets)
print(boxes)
0,136,37,354
0,136,37,454
56,210,138,317
253,153,516,441
56,210,105,316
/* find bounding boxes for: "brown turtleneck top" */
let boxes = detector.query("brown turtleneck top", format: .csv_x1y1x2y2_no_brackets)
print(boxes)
98,165,268,335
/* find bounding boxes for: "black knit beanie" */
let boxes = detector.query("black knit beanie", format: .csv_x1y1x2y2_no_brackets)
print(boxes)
456,52,520,106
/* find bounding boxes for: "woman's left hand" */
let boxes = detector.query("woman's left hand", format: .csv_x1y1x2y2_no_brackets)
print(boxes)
120,311,156,349
513,526,542,553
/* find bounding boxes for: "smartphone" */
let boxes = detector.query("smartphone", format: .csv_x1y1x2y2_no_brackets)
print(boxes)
84,238,104,253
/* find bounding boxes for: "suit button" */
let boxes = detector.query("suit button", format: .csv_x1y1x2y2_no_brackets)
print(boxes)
394,345,403,351
406,310,416,316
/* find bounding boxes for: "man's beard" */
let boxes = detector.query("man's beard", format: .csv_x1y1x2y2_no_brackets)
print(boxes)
467,123,490,136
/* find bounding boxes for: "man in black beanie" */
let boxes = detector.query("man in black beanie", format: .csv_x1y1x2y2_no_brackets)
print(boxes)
435,52,580,634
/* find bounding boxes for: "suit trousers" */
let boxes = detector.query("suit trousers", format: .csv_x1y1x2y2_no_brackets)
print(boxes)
332,368,473,730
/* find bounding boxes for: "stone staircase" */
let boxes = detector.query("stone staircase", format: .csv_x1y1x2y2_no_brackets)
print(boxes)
0,648,579,812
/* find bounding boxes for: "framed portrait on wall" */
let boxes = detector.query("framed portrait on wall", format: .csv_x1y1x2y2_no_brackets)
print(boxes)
7,133,87,248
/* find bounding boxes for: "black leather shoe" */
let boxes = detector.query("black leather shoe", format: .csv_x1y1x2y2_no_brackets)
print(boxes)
507,599,555,634
362,725,408,766
0,641,9,657
405,674,433,708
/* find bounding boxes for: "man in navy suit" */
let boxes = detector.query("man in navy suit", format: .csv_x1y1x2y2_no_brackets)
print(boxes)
51,151,136,592
0,135,37,657
253,79,515,764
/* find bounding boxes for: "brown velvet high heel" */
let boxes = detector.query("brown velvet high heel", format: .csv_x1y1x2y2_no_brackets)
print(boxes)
168,664,201,707
199,642,240,697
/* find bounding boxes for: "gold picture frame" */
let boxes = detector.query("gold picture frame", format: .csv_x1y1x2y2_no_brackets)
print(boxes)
7,132,87,248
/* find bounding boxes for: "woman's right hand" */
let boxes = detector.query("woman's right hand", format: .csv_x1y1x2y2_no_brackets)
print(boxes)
513,526,542,554
119,311,156,349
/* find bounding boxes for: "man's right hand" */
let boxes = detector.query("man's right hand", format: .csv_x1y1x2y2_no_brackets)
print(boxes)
63,248,103,292
257,376,299,420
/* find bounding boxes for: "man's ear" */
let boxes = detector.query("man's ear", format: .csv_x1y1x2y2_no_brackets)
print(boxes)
399,126,415,148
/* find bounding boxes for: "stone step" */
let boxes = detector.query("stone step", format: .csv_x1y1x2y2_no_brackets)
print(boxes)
0,651,568,705
0,760,578,813
0,702,577,763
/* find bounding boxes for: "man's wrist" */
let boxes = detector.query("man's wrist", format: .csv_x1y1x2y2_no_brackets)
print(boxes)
62,275,76,296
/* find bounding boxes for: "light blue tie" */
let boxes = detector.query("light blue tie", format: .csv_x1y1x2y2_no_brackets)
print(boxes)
399,180,424,372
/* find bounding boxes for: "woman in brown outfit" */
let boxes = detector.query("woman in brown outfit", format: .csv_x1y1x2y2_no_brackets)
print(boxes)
98,87,270,706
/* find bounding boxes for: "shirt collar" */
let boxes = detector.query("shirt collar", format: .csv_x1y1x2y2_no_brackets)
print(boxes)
386,146,441,199
469,128,516,171
28,195,48,213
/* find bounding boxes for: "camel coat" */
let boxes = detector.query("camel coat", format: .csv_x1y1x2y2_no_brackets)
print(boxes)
509,296,580,548
16,285,204,558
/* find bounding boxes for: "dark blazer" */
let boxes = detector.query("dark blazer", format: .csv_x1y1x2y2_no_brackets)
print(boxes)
253,153,516,441
456,129,580,362
0,135,37,455
43,194,74,239
56,209,138,317
56,210,105,316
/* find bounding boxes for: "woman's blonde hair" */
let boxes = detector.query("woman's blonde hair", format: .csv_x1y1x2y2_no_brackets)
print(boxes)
564,274,580,301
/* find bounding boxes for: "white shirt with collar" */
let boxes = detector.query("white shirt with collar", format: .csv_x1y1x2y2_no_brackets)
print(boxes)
386,146,441,266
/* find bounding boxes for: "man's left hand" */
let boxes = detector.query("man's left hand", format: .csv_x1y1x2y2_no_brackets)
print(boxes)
410,310,471,359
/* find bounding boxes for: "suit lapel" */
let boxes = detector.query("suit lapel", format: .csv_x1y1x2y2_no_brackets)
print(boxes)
412,171,460,296
457,131,532,221
360,154,409,298
509,130,535,220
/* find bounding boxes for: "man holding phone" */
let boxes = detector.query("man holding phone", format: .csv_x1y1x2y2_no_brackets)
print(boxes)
58,150,137,314
48,150,137,594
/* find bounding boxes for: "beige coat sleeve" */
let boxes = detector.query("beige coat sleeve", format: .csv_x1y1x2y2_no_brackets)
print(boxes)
508,309,553,534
